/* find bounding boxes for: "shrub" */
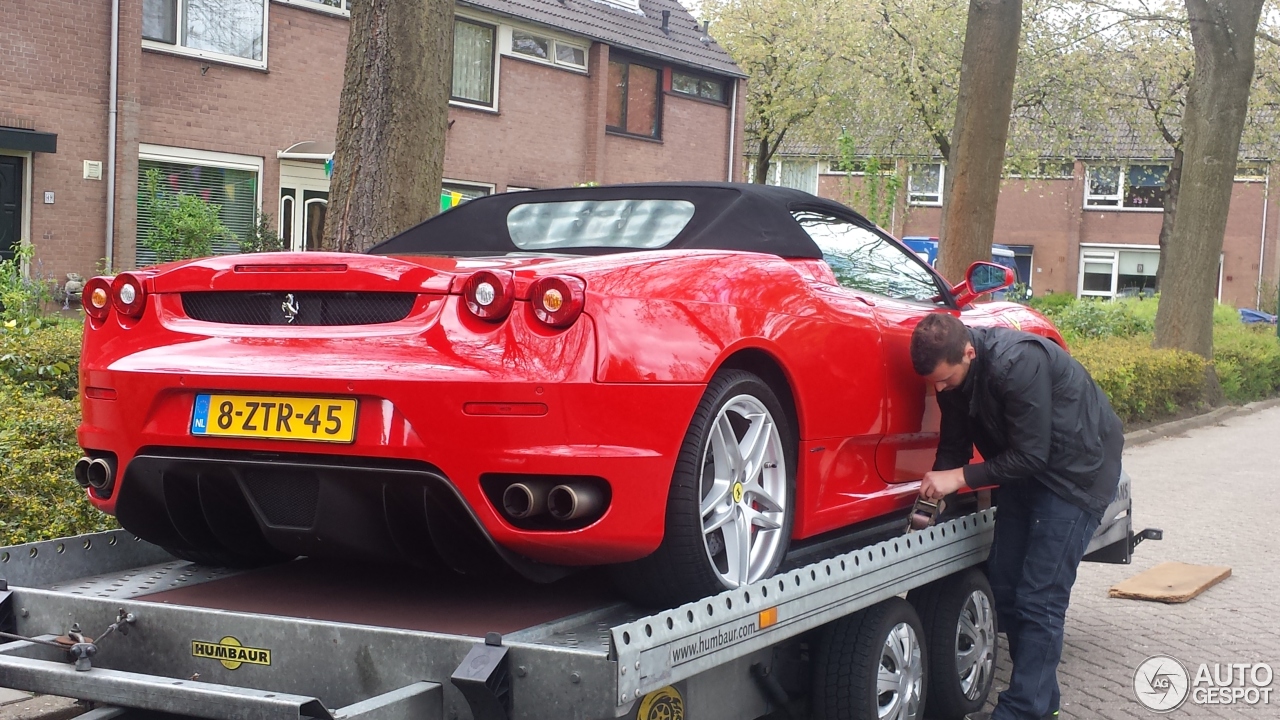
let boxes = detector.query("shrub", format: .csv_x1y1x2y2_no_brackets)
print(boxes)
0,317,81,401
1048,299,1152,343
139,168,232,262
1072,336,1207,424
1212,323,1280,403
1029,291,1076,315
0,245,56,322
0,382,116,544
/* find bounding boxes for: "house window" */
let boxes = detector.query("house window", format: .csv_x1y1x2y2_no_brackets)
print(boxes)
136,148,262,266
908,162,944,206
765,160,818,196
607,59,661,139
143,0,267,65
275,0,350,14
509,30,588,70
1005,161,1074,179
1086,164,1168,209
1079,247,1160,298
453,19,496,107
671,71,727,103
441,180,494,211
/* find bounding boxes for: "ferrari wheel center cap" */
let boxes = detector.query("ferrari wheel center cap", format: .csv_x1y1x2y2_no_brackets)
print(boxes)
732,483,744,504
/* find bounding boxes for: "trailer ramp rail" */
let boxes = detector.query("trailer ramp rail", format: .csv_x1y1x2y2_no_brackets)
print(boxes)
609,509,996,706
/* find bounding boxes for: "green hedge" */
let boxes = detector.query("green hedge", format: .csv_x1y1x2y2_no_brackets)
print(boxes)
0,317,115,545
1072,336,1207,424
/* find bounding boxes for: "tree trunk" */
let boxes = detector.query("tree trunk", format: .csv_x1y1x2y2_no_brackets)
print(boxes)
754,136,771,184
323,0,453,252
1154,146,1183,292
936,0,1022,284
1154,0,1264,362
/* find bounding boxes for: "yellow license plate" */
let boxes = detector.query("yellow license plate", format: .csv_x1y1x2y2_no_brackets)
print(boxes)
191,394,358,443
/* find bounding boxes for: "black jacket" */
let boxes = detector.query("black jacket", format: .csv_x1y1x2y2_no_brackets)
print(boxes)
933,327,1123,517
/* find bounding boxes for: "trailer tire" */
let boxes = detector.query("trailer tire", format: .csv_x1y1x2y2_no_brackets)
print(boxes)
812,597,926,720
610,370,795,607
907,568,998,719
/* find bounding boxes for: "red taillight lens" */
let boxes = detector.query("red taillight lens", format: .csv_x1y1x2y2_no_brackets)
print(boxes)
82,276,114,321
111,273,148,318
529,275,586,328
462,270,515,321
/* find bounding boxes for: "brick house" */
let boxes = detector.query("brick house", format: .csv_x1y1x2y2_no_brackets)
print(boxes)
0,0,745,280
762,147,1279,311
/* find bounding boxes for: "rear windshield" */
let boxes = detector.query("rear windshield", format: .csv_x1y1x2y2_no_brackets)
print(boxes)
506,199,696,250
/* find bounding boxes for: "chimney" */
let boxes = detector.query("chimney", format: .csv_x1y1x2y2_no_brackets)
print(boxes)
699,20,712,45
661,10,670,34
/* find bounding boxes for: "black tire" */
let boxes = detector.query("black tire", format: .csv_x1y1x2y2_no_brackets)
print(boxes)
907,568,998,719
610,369,796,607
163,546,287,568
812,597,928,720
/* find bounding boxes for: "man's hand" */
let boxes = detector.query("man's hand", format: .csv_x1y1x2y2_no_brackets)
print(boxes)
920,468,967,501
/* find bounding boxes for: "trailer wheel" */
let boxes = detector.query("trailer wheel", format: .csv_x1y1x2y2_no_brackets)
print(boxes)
907,568,997,719
610,370,795,607
812,597,926,720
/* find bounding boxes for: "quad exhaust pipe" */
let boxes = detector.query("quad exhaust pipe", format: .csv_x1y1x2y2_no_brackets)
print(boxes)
501,482,548,520
547,483,604,522
75,456,117,494
497,479,607,523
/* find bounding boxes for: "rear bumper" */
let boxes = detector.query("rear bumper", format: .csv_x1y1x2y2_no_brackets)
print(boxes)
77,303,707,567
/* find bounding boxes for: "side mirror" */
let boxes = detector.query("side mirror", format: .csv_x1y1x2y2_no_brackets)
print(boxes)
950,261,1016,307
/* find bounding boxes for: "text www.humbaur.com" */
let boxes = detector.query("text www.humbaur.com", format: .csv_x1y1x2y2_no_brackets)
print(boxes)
670,620,758,664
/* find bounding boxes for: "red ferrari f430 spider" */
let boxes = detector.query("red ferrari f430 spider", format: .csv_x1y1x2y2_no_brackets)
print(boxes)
75,183,1061,606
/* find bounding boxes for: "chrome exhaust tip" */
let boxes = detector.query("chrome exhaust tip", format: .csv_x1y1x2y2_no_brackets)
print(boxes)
502,482,548,520
74,457,93,488
87,457,116,492
547,484,604,522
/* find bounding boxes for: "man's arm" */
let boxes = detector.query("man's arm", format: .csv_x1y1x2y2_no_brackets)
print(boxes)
932,388,974,471
961,343,1053,488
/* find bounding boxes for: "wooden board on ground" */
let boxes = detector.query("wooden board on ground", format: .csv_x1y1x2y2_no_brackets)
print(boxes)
1109,561,1232,603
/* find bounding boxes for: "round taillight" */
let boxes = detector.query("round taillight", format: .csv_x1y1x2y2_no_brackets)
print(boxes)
529,275,586,328
462,270,515,321
111,273,148,318
82,277,114,321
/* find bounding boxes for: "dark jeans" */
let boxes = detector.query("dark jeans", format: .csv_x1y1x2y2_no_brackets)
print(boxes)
987,481,1102,720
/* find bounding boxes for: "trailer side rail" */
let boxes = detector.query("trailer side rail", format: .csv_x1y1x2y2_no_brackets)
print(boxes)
609,509,996,706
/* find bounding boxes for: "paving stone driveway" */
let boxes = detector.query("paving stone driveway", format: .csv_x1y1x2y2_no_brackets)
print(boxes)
982,405,1280,719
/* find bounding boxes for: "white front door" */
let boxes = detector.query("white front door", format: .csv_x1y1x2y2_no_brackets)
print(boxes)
279,160,330,251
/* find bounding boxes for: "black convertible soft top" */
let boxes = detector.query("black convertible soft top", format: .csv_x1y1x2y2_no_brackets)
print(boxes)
368,182,875,259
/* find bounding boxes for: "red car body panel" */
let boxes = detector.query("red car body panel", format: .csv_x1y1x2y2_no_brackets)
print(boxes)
79,247,1060,567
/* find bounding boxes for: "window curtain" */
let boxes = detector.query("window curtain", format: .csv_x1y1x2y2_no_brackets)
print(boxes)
183,0,264,60
137,159,258,266
453,20,494,105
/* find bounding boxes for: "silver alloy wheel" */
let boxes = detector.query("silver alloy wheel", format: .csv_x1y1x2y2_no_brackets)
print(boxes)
878,621,924,720
699,394,788,588
956,589,997,700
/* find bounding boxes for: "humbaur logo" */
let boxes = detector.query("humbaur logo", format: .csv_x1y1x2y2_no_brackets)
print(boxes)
192,636,272,670
1135,655,1274,712
1134,655,1190,712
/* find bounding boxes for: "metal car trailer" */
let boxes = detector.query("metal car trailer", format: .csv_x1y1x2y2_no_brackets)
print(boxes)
0,474,1156,720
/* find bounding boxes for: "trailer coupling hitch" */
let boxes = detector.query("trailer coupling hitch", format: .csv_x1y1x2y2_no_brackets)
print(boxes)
52,609,136,671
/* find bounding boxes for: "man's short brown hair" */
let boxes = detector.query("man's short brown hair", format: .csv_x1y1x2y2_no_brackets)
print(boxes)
910,313,970,375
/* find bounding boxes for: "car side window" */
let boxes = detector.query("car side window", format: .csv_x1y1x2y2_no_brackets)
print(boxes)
793,211,943,303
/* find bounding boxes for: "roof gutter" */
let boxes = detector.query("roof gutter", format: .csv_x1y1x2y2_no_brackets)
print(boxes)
105,0,120,270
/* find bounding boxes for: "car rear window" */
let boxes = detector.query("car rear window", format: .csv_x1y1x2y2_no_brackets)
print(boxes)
506,199,696,250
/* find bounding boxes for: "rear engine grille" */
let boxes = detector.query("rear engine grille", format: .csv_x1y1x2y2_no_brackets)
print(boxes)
240,469,320,528
182,292,415,325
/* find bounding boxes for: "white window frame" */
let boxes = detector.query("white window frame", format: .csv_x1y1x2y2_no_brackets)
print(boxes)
907,162,944,206
142,0,270,70
1005,160,1075,180
1084,162,1169,212
505,186,536,192
451,14,501,112
272,0,349,17
1076,243,1220,301
499,24,588,74
765,159,819,195
821,159,865,175
443,178,497,197
137,144,265,261
0,149,33,272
